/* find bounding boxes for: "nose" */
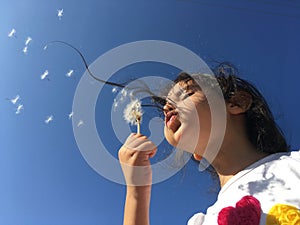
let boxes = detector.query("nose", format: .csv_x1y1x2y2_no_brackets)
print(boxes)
163,102,175,116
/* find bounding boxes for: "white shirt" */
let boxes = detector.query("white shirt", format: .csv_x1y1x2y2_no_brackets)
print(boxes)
188,150,300,225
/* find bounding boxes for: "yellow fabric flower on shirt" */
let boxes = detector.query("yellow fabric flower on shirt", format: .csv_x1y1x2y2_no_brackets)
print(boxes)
266,204,300,225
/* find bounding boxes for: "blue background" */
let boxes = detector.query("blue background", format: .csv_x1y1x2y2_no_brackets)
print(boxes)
1,0,299,224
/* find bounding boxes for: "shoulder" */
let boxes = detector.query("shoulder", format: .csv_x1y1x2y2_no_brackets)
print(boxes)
258,150,300,185
218,150,300,223
287,149,300,161
187,151,300,225
223,150,300,201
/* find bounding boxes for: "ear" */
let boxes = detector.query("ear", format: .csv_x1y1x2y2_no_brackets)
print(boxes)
227,91,252,115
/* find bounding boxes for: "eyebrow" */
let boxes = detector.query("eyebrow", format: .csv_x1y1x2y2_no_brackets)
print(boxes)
164,82,201,105
165,96,177,106
171,84,199,96
184,83,201,91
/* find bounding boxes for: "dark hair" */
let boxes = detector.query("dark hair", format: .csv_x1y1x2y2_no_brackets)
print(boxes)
49,42,288,154
167,62,289,154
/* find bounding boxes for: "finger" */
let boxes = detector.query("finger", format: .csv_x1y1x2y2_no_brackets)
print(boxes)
137,141,157,152
131,133,146,138
126,133,144,143
124,134,156,151
148,149,157,158
134,149,157,161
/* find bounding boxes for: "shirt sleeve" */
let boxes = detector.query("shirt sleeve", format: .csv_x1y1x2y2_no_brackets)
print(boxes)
187,212,205,225
290,149,300,161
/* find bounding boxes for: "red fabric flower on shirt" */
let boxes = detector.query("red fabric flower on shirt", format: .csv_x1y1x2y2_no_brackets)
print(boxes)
218,195,261,225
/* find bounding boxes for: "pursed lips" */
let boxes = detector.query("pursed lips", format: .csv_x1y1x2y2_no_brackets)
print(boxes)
165,112,181,132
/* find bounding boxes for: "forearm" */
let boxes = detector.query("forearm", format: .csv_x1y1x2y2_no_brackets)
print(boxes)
123,185,151,225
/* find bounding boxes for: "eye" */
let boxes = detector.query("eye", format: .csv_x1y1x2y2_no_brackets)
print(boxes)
182,91,194,100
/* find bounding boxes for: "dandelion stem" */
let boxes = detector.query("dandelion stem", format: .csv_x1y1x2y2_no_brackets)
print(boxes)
137,121,140,134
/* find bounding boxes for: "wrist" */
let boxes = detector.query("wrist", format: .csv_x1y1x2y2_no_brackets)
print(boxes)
126,185,152,200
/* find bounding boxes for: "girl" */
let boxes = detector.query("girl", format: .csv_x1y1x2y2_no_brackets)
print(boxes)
118,66,300,225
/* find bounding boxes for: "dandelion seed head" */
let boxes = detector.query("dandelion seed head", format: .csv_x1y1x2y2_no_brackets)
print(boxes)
123,99,143,125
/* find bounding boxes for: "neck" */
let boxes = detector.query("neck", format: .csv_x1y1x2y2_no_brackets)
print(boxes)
207,114,270,187
211,143,269,187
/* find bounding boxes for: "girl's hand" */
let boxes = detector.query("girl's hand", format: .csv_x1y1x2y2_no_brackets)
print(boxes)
118,133,157,186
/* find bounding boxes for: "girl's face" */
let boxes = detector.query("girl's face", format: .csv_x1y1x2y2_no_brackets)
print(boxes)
163,80,212,155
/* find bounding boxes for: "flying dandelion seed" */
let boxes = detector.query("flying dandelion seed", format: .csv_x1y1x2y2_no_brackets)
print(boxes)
57,9,63,20
41,70,49,80
113,99,119,111
8,28,16,38
113,90,127,109
123,99,143,134
121,89,127,97
77,120,84,127
68,111,73,120
66,69,74,77
45,115,53,124
25,37,32,45
112,87,118,93
22,46,28,54
15,104,24,114
6,95,20,104
118,96,125,104
129,91,134,98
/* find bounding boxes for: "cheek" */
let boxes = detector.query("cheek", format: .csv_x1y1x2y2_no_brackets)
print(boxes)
180,104,212,153
199,108,212,134
164,119,199,153
163,100,212,153
164,126,177,146
196,108,213,153
164,125,185,149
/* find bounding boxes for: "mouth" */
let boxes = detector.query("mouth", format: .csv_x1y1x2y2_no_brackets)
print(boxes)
165,112,181,132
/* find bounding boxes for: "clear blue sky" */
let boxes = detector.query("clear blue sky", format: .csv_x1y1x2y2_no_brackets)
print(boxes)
1,0,300,224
